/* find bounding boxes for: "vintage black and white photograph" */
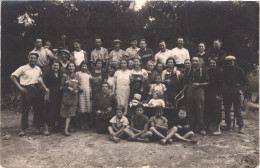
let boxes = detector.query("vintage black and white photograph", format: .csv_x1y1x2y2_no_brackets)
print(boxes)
1,1,259,167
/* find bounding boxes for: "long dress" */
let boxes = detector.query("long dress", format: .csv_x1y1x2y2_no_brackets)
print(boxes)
114,69,131,114
44,70,62,128
91,70,107,98
60,73,79,118
76,71,92,113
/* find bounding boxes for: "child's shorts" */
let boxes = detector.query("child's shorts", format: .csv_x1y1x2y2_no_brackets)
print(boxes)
177,127,191,136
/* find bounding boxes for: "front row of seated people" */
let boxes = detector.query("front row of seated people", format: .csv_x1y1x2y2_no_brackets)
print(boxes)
108,104,196,144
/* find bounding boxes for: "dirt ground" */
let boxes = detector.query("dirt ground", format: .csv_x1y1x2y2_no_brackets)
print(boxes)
0,106,259,168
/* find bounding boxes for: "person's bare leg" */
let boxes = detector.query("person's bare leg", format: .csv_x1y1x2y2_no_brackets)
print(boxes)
213,122,222,135
43,123,50,135
173,133,191,142
138,131,152,142
161,127,177,144
64,117,71,136
183,131,194,139
124,128,136,140
150,127,166,139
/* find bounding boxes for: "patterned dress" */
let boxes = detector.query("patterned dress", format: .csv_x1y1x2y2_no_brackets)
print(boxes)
76,71,92,113
60,74,79,118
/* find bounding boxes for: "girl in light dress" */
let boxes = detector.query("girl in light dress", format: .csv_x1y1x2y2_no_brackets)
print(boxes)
76,61,92,130
114,59,132,114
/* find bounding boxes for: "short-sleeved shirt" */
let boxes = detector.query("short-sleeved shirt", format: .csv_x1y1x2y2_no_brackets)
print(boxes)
137,48,154,65
109,49,125,65
11,64,42,86
110,115,129,129
154,49,173,66
125,47,140,59
148,99,165,107
131,114,149,130
171,47,190,65
149,83,167,95
90,47,109,63
30,47,54,67
150,116,168,128
184,67,208,85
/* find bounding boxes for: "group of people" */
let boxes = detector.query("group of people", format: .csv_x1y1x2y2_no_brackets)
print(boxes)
10,36,250,144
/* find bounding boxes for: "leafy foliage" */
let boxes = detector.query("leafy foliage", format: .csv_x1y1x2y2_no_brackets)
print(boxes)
2,1,259,94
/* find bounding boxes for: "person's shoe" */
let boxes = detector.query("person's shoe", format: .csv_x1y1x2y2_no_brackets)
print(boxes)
168,139,173,144
19,130,25,137
160,139,167,145
199,130,206,136
143,138,149,143
43,130,50,136
212,131,222,136
63,132,71,136
189,139,197,144
223,125,231,131
238,126,244,134
33,129,41,135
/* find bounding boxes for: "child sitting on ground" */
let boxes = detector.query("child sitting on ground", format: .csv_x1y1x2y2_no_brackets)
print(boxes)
108,106,129,143
149,106,178,145
172,107,196,144
124,104,152,142
148,91,165,107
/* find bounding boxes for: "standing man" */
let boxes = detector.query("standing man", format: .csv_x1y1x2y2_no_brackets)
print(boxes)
137,39,154,67
208,39,227,68
222,56,249,133
125,36,140,60
171,37,190,69
71,39,88,70
90,37,109,70
182,57,208,135
194,42,208,68
10,53,49,136
154,40,173,67
109,39,125,67
30,38,57,77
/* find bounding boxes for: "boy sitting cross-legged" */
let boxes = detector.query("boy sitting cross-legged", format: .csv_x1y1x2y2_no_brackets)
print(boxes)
108,106,129,143
149,106,178,145
124,104,152,143
172,107,197,144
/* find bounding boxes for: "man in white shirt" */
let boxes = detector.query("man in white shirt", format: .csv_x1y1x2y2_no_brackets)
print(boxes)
154,40,173,67
10,53,49,136
171,37,190,69
30,38,57,77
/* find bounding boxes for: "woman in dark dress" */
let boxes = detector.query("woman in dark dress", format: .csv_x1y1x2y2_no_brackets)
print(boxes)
91,59,107,98
205,59,223,135
43,60,62,135
161,57,181,106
